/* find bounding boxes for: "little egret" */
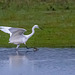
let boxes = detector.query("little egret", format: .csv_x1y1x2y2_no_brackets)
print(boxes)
0,25,39,49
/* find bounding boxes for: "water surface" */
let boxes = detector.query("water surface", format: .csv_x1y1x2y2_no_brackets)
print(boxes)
0,48,75,75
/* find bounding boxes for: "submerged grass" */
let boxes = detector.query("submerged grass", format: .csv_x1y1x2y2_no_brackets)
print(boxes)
0,1,75,48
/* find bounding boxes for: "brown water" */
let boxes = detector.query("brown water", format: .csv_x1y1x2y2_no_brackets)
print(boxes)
0,48,75,75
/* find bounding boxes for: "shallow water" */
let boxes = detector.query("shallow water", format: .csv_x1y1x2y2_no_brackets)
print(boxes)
0,48,75,75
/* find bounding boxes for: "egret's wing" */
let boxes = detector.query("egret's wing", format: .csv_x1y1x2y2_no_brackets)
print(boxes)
9,28,27,43
9,28,26,35
0,26,27,37
0,26,12,36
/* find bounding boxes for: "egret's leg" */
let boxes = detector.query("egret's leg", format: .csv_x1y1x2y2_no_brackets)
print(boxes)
24,43,30,49
25,45,30,49
16,44,20,49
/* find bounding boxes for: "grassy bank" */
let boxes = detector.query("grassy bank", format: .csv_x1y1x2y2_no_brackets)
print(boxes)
0,0,75,48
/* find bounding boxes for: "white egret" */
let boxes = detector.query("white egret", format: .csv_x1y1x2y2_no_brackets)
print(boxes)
0,25,39,49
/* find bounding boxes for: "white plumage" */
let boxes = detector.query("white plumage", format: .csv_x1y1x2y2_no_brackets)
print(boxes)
0,25,39,48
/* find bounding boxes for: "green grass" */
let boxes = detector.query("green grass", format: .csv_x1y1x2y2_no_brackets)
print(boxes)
0,1,75,48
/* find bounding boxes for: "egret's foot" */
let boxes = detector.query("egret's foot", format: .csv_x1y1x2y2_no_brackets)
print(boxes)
25,47,39,53
33,47,39,52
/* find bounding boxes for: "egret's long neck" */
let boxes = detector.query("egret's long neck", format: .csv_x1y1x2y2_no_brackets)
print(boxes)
28,26,35,39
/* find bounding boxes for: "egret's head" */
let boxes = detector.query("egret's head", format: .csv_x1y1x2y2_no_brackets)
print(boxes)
34,25,39,29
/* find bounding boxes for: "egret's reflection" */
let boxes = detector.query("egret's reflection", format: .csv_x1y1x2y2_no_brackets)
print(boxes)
9,52,34,75
9,53,29,67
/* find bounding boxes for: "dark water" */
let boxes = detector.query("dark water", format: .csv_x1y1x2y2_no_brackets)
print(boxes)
0,48,75,75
